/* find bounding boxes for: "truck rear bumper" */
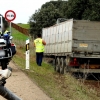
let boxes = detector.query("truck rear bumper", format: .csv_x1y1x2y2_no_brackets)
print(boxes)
72,53,100,58
69,68,100,73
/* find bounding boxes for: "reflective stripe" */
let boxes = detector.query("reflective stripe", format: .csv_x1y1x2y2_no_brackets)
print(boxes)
34,38,44,52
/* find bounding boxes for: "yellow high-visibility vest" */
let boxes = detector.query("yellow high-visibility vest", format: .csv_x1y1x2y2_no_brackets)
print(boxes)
4,30,9,34
34,38,44,52
0,30,9,34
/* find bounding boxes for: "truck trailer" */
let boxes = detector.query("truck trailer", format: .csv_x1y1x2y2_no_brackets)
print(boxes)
42,19,100,75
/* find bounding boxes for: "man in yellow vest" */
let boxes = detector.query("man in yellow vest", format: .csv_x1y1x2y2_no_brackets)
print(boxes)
34,33,46,66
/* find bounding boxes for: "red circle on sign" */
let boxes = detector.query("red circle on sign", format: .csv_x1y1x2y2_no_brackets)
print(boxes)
5,10,16,22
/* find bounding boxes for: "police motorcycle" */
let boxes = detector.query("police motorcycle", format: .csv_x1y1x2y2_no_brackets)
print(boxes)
0,15,22,100
0,32,22,100
0,15,16,70
0,32,16,70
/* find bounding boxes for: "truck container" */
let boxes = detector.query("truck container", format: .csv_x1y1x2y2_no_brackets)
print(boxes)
42,19,100,75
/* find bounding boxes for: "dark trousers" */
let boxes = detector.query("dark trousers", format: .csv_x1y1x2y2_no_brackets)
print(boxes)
36,52,43,66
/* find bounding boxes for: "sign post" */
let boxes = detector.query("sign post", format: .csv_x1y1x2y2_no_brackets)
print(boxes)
5,10,16,35
26,39,30,69
10,22,11,34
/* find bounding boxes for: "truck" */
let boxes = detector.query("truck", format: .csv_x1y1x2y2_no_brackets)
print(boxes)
42,19,100,77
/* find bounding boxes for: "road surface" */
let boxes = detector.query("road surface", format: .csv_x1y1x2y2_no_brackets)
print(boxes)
0,62,51,100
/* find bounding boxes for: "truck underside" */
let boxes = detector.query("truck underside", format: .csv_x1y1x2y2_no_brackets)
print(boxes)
44,54,100,78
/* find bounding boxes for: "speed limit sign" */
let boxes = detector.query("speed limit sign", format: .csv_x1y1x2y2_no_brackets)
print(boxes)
5,10,16,22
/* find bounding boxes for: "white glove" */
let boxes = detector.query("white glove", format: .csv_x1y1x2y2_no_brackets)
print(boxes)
1,69,12,79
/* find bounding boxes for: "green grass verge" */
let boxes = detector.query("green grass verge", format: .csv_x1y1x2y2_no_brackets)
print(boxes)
11,28,29,41
17,23,30,29
13,53,67,100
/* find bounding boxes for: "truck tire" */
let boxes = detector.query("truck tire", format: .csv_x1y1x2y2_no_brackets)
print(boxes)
56,57,60,72
65,57,71,72
53,58,56,71
60,58,64,74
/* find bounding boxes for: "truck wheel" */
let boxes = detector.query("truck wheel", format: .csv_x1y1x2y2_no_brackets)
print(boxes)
56,57,60,72
53,58,56,71
64,59,67,74
65,57,71,72
60,58,64,74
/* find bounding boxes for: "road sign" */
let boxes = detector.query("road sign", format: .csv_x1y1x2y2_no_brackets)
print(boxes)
5,10,16,22
5,10,16,34
26,39,30,69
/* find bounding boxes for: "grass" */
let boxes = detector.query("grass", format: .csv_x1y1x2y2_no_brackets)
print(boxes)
13,48,66,100
17,23,30,29
8,23,29,41
11,28,29,41
11,24,100,100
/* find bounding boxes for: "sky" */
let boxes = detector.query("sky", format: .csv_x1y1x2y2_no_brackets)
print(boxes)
0,0,50,23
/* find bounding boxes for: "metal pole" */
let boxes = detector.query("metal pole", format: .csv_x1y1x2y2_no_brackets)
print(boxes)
10,22,12,35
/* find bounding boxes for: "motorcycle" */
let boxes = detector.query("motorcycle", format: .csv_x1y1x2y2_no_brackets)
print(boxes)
0,33,16,69
0,33,22,100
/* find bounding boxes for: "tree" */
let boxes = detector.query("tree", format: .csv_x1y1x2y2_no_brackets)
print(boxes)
82,0,100,21
67,0,100,21
29,0,100,38
29,1,68,37
67,0,89,20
